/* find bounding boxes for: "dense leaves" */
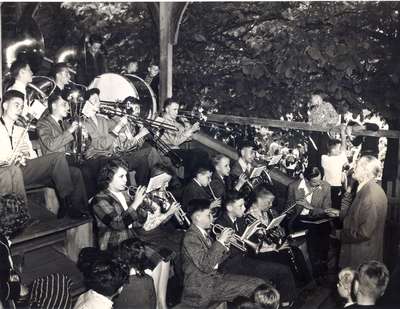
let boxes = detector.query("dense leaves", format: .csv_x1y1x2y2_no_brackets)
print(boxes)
174,2,400,124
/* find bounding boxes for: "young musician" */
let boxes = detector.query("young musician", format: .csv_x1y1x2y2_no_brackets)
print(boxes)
52,62,72,94
157,97,209,180
231,140,257,180
0,90,87,218
215,191,297,306
81,88,161,186
210,154,246,200
91,159,173,309
6,59,33,117
287,166,332,279
180,199,265,308
181,165,221,211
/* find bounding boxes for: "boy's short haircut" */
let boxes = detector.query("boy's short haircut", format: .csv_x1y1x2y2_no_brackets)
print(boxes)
357,260,389,300
253,284,280,309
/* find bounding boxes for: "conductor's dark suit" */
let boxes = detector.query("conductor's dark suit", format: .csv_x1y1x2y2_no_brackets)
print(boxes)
180,224,264,308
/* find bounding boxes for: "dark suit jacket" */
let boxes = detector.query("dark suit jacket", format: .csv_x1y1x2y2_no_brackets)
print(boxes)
215,213,246,258
0,234,20,303
209,173,234,200
181,180,212,210
339,180,388,268
36,115,74,155
181,224,229,307
287,179,331,218
231,160,246,180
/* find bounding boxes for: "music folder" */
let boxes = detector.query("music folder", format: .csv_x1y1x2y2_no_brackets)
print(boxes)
250,166,265,179
146,173,171,193
266,214,286,230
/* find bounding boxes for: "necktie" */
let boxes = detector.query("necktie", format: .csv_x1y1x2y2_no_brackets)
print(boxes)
204,233,212,247
58,120,64,131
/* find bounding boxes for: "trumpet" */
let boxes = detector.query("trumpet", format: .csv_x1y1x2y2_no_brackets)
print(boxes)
164,190,191,227
123,185,158,214
210,223,249,252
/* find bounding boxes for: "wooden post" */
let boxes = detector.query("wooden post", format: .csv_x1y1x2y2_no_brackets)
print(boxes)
159,2,173,112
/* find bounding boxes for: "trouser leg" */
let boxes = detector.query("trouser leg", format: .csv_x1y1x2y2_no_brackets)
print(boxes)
0,166,27,204
122,150,150,185
307,222,331,277
81,156,110,198
21,153,73,199
68,166,88,212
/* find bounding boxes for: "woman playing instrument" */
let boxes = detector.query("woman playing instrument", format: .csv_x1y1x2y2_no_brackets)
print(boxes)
92,158,173,309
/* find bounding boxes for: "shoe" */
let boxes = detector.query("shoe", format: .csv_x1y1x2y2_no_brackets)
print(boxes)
68,208,90,219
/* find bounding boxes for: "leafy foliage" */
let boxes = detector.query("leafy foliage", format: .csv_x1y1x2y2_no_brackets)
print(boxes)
174,2,400,125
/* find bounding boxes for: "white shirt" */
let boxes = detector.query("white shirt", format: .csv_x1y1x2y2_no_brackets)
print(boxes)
238,158,251,173
321,151,348,187
0,120,37,162
73,290,113,309
298,179,312,215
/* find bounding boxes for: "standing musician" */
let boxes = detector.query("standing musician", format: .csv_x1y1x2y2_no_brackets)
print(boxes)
0,90,87,218
6,59,33,117
156,97,210,180
91,158,173,309
81,88,162,187
215,191,297,307
179,198,265,308
144,64,160,96
287,166,332,279
52,62,72,94
77,34,108,86
181,165,221,211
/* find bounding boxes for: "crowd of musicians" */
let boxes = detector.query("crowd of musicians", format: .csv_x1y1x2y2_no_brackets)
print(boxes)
0,50,398,309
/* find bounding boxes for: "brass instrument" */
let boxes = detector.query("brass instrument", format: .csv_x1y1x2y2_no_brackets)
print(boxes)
123,185,158,214
163,190,191,227
210,223,251,252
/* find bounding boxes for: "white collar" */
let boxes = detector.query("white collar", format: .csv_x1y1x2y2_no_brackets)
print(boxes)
195,224,208,238
298,178,309,191
51,114,62,123
238,158,248,172
84,290,113,308
10,80,27,94
228,213,236,224
193,178,203,187
357,179,371,192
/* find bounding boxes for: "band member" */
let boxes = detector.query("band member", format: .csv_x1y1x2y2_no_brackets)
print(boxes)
81,88,161,186
0,165,27,204
287,166,332,278
6,59,33,117
210,154,247,200
144,64,160,95
181,165,221,211
231,140,256,180
77,34,108,85
52,62,72,94
215,191,297,306
246,187,313,285
180,198,265,308
91,158,173,309
157,97,210,180
122,60,139,75
0,90,87,218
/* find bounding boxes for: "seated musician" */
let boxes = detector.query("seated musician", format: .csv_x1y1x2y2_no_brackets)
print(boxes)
91,158,173,309
231,140,257,180
246,187,312,285
215,191,297,307
81,88,161,187
179,198,265,308
0,164,27,204
156,97,210,180
0,90,87,218
210,154,247,200
287,166,332,279
6,59,32,117
181,165,221,211
52,62,71,94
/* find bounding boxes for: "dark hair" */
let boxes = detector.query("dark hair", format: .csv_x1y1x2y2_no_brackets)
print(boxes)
2,90,25,108
89,34,103,45
47,92,63,114
303,166,321,181
51,62,71,78
83,257,129,297
112,238,150,276
327,138,341,152
122,96,140,106
211,154,229,167
0,193,31,237
150,163,174,178
84,88,100,101
10,59,30,79
164,97,179,109
77,247,110,275
356,260,389,300
193,165,212,178
237,140,255,154
187,199,210,219
247,187,275,206
222,190,244,210
97,158,129,191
